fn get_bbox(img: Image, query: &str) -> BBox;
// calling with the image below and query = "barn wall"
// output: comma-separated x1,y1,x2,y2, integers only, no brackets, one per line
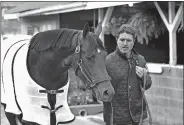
145,65,183,125
59,9,97,30
20,14,60,35
19,9,97,35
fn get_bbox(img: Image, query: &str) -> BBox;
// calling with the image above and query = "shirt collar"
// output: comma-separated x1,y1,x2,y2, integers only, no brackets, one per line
115,47,133,60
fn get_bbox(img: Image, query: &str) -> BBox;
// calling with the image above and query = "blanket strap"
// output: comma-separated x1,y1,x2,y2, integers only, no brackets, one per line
39,89,64,125
39,89,64,94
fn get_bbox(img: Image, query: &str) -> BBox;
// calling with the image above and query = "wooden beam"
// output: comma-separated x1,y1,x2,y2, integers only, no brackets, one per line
154,2,169,29
169,2,175,24
102,7,114,28
172,2,183,32
98,8,104,23
99,7,114,45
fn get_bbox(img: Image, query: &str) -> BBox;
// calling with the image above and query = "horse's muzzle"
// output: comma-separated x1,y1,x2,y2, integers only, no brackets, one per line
93,80,115,102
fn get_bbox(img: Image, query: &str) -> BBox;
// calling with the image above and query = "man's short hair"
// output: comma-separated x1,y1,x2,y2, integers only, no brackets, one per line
117,24,136,41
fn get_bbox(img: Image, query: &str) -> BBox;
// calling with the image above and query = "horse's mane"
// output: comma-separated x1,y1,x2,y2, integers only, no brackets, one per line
29,28,105,52
29,28,80,51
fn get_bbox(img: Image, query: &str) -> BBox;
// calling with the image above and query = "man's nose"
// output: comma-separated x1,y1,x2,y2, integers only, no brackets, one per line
123,40,128,45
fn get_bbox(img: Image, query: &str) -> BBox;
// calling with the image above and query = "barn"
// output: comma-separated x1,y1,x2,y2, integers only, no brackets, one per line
3,1,184,125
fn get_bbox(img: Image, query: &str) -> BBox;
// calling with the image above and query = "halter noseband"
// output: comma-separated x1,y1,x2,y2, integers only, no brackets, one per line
74,37,110,89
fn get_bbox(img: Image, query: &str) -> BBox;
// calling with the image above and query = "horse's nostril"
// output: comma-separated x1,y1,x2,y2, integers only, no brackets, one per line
103,90,109,96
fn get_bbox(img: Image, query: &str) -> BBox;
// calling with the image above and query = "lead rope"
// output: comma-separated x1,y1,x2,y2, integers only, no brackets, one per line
139,68,152,125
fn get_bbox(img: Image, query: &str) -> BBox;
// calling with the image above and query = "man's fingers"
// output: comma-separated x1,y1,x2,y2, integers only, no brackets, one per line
136,70,141,76
136,68,143,77
136,66,143,72
136,66,147,74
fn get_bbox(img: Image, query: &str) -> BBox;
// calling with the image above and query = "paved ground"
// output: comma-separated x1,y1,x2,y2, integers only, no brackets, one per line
1,105,9,125
1,105,105,125
1,105,157,125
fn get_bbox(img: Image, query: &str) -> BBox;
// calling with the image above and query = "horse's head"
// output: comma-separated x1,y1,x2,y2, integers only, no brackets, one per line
28,24,114,101
72,23,115,102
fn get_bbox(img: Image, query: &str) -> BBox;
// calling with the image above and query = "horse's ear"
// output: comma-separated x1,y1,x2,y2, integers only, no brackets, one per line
95,22,102,37
83,22,90,38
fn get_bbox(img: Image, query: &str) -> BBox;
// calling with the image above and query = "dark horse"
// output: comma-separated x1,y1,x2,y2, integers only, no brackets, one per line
1,23,115,125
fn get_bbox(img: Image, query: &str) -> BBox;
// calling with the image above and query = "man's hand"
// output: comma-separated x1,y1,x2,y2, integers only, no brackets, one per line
136,66,148,78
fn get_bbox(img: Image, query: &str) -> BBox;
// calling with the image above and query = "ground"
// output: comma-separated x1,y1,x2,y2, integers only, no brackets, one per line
1,105,9,125
1,105,105,125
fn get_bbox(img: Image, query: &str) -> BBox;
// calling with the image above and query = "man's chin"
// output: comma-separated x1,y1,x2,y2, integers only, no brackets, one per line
120,49,129,53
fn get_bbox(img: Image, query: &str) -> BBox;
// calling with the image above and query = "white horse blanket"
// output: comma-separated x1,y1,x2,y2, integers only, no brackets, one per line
1,35,32,104
1,36,105,125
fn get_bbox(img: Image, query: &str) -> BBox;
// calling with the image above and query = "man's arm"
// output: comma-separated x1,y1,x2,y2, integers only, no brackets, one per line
135,55,152,90
142,64,152,90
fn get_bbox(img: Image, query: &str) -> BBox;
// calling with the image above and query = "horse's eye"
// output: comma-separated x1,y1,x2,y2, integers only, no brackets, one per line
97,48,101,54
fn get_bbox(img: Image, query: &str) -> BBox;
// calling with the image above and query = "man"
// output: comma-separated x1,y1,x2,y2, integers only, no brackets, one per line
104,24,152,125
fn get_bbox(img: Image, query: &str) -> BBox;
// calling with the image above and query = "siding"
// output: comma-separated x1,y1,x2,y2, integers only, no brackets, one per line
146,66,183,125
20,14,60,35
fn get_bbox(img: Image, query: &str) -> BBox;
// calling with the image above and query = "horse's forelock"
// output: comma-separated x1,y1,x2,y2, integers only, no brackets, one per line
88,33,105,50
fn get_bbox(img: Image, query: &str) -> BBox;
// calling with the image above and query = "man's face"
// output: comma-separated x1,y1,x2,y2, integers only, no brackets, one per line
117,32,134,54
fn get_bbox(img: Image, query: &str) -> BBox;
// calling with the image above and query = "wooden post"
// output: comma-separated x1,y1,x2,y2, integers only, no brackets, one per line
93,9,96,32
99,7,114,45
56,14,60,29
98,8,104,23
168,2,176,65
20,18,28,35
154,2,183,65
168,31,177,65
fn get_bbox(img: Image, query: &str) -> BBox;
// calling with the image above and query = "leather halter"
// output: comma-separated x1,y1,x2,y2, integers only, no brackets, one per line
73,36,111,89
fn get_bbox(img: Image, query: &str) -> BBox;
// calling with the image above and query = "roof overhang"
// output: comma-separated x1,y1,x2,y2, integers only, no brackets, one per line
85,2,138,10
3,14,18,20
43,2,139,15
5,2,140,18
18,2,87,17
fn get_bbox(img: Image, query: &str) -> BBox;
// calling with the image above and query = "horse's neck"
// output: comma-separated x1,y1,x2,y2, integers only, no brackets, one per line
27,31,80,90
27,49,72,90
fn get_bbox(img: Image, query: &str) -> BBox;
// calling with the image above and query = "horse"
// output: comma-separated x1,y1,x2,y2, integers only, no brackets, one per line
1,23,115,125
